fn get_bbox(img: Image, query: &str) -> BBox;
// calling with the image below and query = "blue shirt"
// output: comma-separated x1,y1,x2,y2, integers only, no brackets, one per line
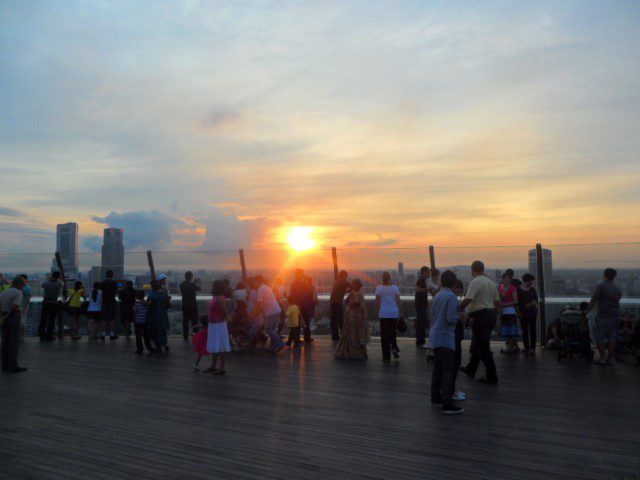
428,288,459,350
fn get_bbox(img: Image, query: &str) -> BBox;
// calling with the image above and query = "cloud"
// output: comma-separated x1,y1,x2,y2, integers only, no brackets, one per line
199,209,275,250
83,235,103,252
0,207,22,217
91,210,185,250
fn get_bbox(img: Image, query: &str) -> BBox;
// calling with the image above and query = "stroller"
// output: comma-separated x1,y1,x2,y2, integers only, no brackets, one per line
227,300,267,353
557,307,594,363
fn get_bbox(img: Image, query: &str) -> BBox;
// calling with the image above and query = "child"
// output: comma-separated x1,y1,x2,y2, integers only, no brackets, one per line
615,313,633,361
192,315,209,371
283,297,302,347
134,290,154,354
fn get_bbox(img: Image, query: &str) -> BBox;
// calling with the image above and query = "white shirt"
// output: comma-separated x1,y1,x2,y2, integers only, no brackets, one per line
256,284,281,316
88,290,102,312
233,289,248,302
375,284,400,319
0,287,22,313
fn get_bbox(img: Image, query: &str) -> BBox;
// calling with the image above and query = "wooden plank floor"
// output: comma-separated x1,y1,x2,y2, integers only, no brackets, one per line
1,336,639,480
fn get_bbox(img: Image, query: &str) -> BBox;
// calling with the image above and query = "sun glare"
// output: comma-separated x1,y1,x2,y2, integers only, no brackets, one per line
286,226,317,252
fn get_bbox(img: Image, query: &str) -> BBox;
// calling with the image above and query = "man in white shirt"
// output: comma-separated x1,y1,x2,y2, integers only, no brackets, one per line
459,261,500,384
252,275,285,353
1,276,28,373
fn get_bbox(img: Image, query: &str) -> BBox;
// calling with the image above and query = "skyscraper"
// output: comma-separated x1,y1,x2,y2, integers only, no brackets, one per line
54,222,79,278
101,228,124,280
528,248,552,294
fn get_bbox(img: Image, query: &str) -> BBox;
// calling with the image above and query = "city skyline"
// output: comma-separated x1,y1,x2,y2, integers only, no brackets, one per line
1,2,639,257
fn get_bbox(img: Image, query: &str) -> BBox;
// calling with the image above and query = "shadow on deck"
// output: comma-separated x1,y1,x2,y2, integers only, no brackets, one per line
1,337,639,480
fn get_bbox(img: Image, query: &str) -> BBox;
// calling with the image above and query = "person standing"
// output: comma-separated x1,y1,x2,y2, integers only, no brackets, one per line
517,273,538,354
459,261,500,385
414,266,431,347
87,282,103,341
290,269,313,343
67,281,86,340
39,271,63,342
118,280,137,338
19,274,31,343
179,271,201,340
498,273,519,354
251,275,285,353
149,275,171,352
133,290,154,354
330,270,350,341
588,268,622,365
204,280,231,374
375,271,402,362
335,279,369,359
100,270,119,340
1,276,28,373
429,270,464,414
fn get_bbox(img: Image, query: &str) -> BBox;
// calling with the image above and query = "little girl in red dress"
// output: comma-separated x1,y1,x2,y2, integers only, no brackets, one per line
192,316,209,372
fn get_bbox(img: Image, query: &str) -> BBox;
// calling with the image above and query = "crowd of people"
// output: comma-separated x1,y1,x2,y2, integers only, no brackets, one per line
1,262,636,415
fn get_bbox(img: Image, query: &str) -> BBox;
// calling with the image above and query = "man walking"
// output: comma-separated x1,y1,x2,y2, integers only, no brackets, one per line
39,271,62,341
180,271,201,340
429,270,464,414
459,261,500,385
588,268,622,365
329,270,350,340
100,270,119,340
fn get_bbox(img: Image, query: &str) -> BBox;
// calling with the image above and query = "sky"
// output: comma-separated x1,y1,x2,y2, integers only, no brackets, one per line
1,1,639,269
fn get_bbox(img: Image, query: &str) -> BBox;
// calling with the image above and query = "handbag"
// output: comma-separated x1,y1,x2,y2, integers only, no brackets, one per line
397,316,407,333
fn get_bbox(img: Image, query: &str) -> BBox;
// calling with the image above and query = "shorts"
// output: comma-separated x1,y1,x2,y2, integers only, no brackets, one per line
88,311,102,321
594,317,620,344
67,306,82,316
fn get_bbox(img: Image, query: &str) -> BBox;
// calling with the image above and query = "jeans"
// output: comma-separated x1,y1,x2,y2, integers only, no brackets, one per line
1,311,20,371
264,313,285,352
431,347,456,406
182,306,199,339
464,309,498,382
520,311,537,350
415,306,428,344
330,302,344,338
39,301,59,339
135,323,153,352
379,318,399,361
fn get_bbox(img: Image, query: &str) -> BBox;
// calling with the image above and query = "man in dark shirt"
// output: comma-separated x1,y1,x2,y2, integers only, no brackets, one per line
289,269,313,343
588,268,622,364
100,270,119,340
179,271,201,340
39,271,63,341
329,270,350,340
415,266,430,346
118,280,137,338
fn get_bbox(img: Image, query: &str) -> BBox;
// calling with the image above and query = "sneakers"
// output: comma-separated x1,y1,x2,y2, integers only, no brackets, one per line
442,405,464,415
392,347,400,359
452,391,466,401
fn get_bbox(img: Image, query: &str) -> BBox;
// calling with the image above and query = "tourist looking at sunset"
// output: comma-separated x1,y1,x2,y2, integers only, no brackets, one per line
330,270,350,341
375,271,401,362
414,266,431,347
459,261,500,385
588,268,622,365
289,269,313,343
39,271,63,342
251,275,285,353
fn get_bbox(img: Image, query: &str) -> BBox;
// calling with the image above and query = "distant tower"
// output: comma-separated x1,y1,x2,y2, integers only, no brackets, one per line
528,248,552,294
53,222,79,278
495,269,502,282
101,228,124,280
398,262,404,279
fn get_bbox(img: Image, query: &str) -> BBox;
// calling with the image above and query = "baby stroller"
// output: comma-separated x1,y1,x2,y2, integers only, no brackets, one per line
227,300,267,353
557,307,594,363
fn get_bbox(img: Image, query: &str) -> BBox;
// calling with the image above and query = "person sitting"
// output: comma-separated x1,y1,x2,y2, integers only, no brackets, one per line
545,318,563,350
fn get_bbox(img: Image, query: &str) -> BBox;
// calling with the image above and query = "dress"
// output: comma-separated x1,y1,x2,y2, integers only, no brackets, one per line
335,290,369,359
193,328,209,355
206,296,231,353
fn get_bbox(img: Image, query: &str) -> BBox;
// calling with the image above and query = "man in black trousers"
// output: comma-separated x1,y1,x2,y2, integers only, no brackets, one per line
39,271,62,341
1,276,28,373
459,261,501,385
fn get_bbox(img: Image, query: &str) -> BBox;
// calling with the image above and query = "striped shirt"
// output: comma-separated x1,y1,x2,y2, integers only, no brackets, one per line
134,300,149,324
428,288,459,351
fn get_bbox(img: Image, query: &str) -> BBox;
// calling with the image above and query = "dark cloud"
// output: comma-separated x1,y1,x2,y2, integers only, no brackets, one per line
91,210,184,250
0,207,22,217
200,210,273,250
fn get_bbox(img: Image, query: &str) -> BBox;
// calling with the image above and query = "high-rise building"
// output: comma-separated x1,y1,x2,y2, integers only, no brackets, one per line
101,228,124,280
528,248,553,294
89,266,103,288
53,222,79,278
397,262,404,279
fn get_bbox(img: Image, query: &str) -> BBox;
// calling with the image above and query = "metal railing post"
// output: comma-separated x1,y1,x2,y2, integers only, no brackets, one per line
536,243,547,346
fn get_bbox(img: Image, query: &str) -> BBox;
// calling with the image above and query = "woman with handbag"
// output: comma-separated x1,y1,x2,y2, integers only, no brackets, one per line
67,281,86,340
375,272,402,362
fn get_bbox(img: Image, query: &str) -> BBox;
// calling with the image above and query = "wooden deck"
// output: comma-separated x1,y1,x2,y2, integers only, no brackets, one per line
1,337,639,480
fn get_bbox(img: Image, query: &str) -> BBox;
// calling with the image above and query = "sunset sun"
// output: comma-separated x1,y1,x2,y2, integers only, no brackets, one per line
286,226,317,252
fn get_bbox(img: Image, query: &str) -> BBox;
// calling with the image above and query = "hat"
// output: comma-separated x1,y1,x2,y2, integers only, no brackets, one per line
157,274,167,281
